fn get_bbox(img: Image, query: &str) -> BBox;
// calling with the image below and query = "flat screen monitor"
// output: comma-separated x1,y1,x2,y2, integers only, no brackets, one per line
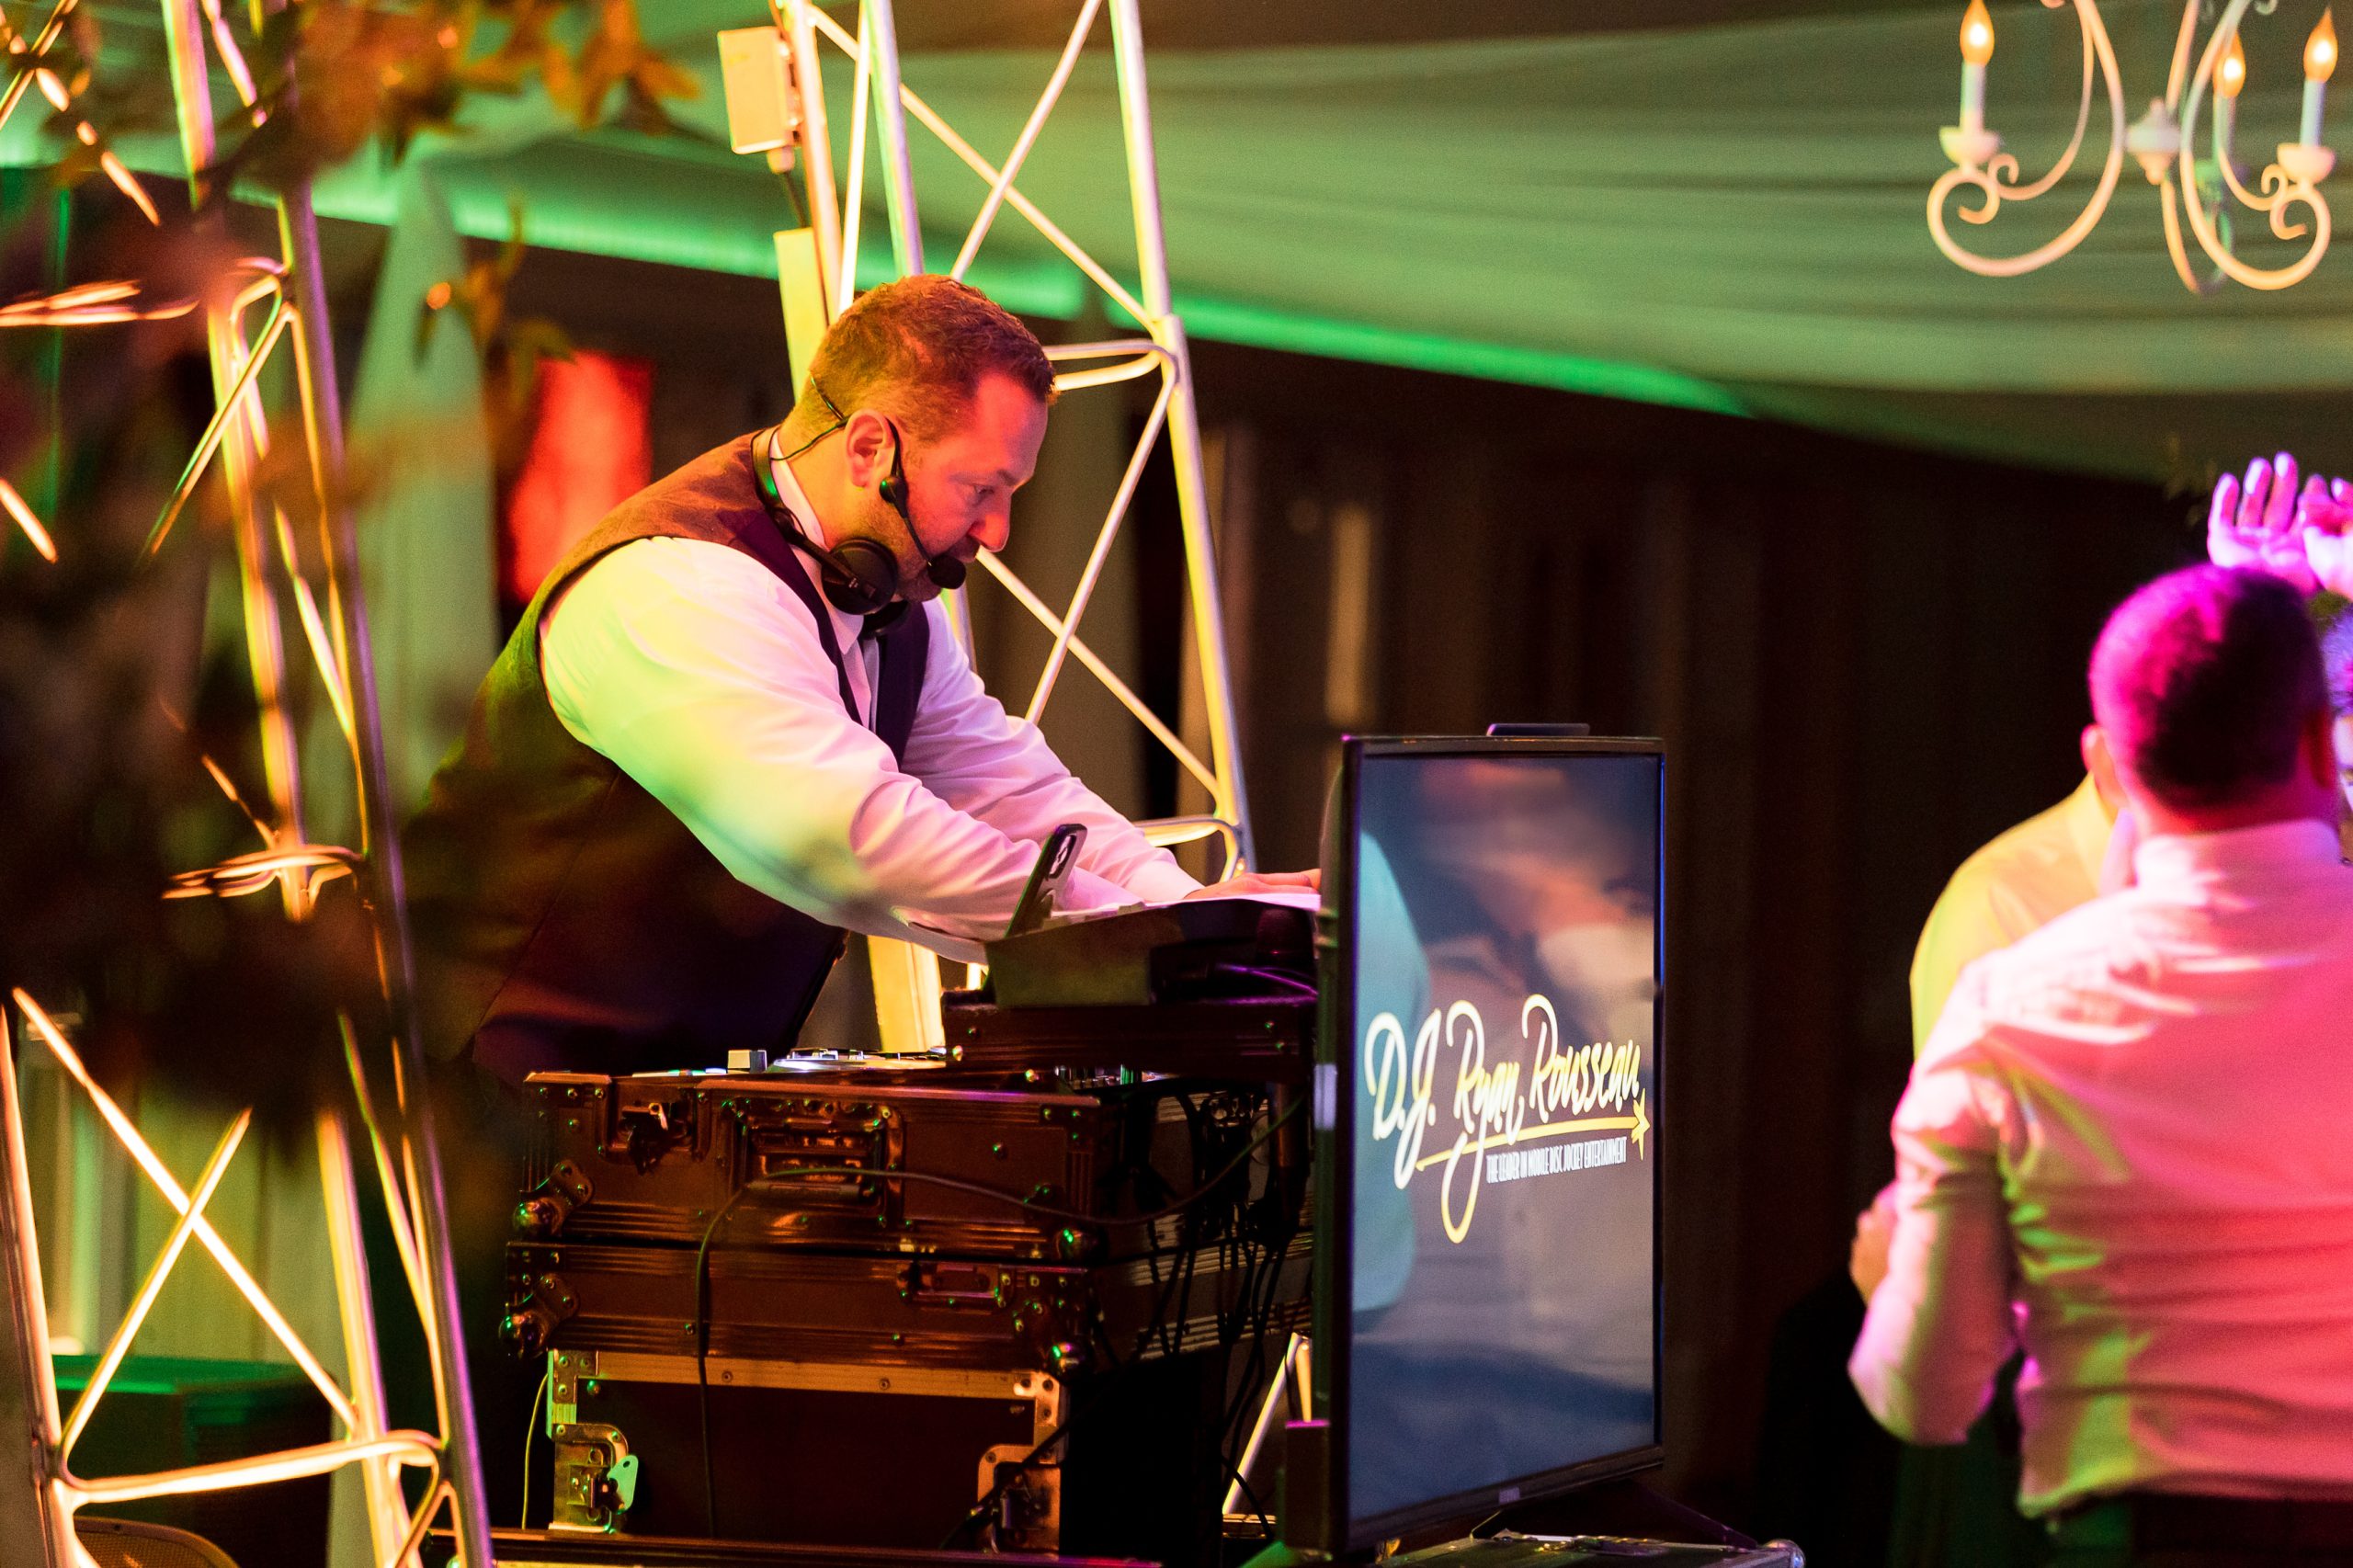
1308,735,1665,1551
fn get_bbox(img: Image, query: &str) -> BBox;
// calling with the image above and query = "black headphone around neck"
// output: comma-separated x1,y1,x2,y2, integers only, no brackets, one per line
752,388,968,619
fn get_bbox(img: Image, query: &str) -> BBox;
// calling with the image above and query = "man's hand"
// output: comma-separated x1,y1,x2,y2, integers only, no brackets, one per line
1850,1180,1899,1303
2210,452,2324,595
2299,473,2353,597
1184,869,1320,901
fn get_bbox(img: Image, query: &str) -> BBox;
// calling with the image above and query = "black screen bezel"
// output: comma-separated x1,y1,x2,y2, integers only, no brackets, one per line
1312,733,1667,1552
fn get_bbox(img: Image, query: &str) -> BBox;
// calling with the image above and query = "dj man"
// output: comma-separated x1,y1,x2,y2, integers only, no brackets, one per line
406,274,1308,1087
400,277,1308,1507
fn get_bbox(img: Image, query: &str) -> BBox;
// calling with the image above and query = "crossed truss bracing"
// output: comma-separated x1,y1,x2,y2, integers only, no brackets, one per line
1,3,492,1565
5,995,451,1568
763,0,1256,872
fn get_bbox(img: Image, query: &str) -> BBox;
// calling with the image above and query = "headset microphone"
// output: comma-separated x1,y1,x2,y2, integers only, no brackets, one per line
877,421,968,591
755,419,968,616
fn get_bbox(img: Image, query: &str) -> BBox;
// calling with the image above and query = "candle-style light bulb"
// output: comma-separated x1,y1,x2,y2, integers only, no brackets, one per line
1961,0,1996,65
2302,8,2336,144
1960,0,1995,135
2307,9,2338,81
2215,28,2247,162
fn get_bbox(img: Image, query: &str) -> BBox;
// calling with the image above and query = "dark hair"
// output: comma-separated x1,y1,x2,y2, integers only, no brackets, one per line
791,275,1055,439
2088,564,2325,810
2325,609,2353,720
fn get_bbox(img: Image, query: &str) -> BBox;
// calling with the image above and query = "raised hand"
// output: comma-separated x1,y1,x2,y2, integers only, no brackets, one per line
2299,474,2353,598
2210,453,2320,595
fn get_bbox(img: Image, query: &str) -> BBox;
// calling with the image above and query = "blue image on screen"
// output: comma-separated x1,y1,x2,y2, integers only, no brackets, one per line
1347,750,1661,1531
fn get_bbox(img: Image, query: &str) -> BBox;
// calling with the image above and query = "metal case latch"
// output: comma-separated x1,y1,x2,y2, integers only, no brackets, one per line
550,1421,637,1534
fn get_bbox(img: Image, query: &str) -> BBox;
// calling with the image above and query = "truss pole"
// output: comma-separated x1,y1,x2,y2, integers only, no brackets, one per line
1106,0,1254,865
859,0,925,275
270,169,495,1568
147,0,492,1558
785,0,845,317
156,0,309,912
0,1014,73,1568
318,1111,421,1568
839,15,870,299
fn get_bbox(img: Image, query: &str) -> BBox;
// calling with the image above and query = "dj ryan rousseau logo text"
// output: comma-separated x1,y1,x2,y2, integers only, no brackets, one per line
1363,998,1651,1244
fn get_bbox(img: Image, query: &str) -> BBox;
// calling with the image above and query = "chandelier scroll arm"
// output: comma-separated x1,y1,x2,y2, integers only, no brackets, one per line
2176,0,2331,291
2158,177,2229,293
2005,4,2099,200
1928,0,2129,278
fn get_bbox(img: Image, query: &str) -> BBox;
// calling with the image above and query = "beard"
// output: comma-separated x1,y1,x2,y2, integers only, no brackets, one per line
847,488,947,602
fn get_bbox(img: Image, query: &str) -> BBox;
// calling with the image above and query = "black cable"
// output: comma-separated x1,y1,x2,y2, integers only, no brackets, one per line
1222,1223,1293,1464
1124,1089,1281,1369
1220,1441,1276,1540
1163,1165,1207,1358
778,161,812,228
1197,1099,1293,1545
1217,1102,1305,1486
1172,1093,1229,1358
1218,1246,1277,1457
693,1185,756,1539
1152,1094,1211,1359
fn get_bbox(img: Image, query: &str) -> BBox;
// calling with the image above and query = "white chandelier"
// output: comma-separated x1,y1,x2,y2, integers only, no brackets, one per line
1930,0,2338,290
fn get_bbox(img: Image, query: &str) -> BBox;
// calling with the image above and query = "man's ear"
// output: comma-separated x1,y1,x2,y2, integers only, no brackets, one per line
840,408,894,489
2082,724,2125,817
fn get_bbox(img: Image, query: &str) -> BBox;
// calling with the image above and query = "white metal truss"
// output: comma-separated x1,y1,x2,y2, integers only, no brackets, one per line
0,4,492,1565
756,0,1255,874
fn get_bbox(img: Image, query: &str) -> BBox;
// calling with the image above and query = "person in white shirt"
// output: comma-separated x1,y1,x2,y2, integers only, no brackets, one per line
1848,563,2353,1565
405,274,1308,1087
397,278,1308,1513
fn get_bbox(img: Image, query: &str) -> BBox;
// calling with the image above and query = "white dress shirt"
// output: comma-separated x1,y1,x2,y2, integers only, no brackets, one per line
1852,818,2353,1516
539,450,1199,962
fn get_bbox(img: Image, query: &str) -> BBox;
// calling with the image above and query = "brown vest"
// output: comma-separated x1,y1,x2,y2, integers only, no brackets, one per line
404,435,929,1085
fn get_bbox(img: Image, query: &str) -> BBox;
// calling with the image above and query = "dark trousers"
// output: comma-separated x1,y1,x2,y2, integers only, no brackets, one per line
2049,1495,2353,1568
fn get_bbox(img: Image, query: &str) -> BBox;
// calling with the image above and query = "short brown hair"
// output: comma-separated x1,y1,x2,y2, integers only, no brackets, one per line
794,275,1055,438
2088,564,2325,810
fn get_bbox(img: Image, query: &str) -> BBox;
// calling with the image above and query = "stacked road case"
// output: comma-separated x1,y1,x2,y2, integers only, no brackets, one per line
503,1029,1311,1564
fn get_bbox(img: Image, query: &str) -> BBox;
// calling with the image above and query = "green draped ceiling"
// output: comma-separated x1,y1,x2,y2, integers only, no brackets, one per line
15,0,2353,479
